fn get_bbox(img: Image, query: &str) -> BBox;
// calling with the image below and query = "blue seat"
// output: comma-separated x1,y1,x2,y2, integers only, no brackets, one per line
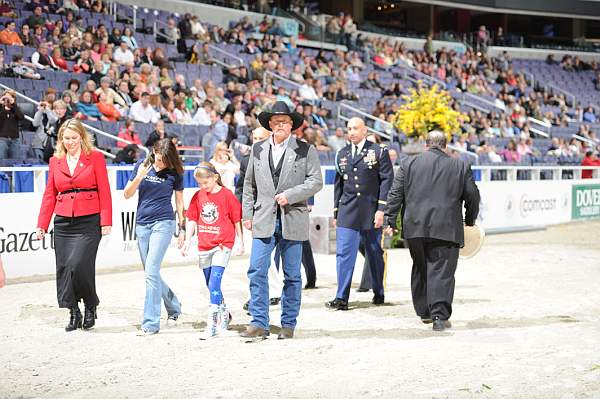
0,172,10,193
14,167,34,193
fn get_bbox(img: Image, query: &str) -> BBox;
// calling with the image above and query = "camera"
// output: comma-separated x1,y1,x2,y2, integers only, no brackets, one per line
143,153,155,167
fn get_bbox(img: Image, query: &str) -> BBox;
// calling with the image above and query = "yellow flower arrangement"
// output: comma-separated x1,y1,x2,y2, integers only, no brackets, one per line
393,84,468,140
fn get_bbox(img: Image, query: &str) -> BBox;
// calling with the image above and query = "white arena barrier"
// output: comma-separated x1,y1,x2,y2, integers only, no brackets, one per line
1,165,599,279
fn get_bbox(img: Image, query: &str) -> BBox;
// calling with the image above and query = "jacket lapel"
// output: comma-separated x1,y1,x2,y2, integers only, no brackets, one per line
71,153,92,180
351,141,369,166
57,157,71,177
276,137,298,192
259,139,276,193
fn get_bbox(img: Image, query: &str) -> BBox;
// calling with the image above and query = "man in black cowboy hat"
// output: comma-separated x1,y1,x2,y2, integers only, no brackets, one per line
241,101,323,340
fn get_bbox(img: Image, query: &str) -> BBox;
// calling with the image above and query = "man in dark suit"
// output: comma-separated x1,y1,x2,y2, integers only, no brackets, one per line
384,131,480,331
326,117,394,310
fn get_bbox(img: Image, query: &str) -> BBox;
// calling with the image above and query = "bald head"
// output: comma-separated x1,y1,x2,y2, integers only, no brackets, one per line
347,117,367,144
252,126,271,143
426,130,447,149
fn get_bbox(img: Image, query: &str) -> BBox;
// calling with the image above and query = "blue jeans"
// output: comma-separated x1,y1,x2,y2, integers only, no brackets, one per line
248,219,302,330
136,219,181,332
0,137,20,159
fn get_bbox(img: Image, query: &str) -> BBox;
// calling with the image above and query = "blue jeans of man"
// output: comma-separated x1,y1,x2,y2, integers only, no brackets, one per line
248,219,302,330
136,219,181,332
0,137,20,159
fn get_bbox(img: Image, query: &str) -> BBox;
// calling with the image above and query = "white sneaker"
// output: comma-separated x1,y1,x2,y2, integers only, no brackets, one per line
136,329,158,337
166,313,179,327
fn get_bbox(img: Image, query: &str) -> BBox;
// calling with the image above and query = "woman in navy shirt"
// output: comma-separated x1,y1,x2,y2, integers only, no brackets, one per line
124,138,185,335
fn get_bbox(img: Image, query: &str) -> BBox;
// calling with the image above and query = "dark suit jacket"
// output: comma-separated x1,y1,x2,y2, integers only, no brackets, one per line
384,148,480,246
235,154,249,202
334,140,394,230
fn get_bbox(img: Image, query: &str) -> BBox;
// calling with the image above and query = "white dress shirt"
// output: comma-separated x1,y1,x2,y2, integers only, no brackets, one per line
351,138,366,158
270,134,291,166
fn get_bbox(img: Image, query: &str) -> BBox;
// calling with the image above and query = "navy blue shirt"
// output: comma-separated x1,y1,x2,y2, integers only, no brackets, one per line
130,160,184,225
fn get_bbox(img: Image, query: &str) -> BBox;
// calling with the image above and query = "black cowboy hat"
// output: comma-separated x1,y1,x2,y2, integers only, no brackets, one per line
258,101,304,131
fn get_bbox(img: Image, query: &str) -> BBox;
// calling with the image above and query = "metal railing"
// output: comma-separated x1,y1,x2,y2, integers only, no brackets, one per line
528,114,552,138
272,7,306,35
461,92,505,112
546,83,577,107
472,165,600,181
114,3,138,31
529,116,552,129
207,44,244,67
448,145,479,160
262,70,303,92
394,64,447,90
457,99,491,114
0,83,148,157
337,102,392,140
529,127,550,138
574,134,599,146
153,19,173,44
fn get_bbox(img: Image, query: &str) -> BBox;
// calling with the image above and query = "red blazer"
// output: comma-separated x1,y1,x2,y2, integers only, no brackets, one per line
37,150,113,231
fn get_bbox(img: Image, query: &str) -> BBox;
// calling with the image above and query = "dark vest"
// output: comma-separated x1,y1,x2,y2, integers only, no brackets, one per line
269,145,285,219
268,145,285,189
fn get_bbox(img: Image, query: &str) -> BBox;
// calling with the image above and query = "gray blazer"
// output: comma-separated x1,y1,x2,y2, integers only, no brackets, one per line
31,109,57,150
243,136,323,241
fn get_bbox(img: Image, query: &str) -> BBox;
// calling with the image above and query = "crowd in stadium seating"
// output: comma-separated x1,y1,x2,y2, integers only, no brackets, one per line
0,0,598,169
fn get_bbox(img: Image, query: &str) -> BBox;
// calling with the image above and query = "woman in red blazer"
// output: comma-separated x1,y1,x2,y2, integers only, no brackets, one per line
36,119,112,332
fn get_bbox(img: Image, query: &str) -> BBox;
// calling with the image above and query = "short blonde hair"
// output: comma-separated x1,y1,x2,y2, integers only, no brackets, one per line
214,141,229,154
54,119,95,159
53,99,67,110
2,89,16,101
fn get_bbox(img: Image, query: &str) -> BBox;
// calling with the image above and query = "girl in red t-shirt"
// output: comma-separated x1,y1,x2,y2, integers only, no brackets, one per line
182,162,243,339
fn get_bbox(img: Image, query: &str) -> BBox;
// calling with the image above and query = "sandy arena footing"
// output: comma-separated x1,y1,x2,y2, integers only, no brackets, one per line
1,221,599,398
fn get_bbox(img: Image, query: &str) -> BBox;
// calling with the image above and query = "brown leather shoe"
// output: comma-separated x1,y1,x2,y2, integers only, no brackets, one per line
277,327,294,340
240,325,269,339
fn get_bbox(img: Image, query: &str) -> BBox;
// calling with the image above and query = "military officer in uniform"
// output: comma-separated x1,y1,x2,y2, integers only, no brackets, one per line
326,117,394,310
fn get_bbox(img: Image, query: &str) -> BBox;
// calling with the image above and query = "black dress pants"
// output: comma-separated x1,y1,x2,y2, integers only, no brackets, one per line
54,213,102,308
407,238,459,320
302,240,316,287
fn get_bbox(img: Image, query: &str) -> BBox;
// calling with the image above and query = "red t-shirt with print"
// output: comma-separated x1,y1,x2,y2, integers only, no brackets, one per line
186,186,242,251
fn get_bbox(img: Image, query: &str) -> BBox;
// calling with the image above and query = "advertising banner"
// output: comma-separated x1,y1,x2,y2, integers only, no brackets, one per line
0,190,200,279
2,174,600,279
468,180,573,230
571,184,600,220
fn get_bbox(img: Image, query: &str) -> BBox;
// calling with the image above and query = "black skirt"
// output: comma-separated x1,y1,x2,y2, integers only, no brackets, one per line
53,213,101,308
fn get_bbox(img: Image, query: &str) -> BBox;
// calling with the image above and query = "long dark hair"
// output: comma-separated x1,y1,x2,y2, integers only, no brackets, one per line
153,138,183,175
